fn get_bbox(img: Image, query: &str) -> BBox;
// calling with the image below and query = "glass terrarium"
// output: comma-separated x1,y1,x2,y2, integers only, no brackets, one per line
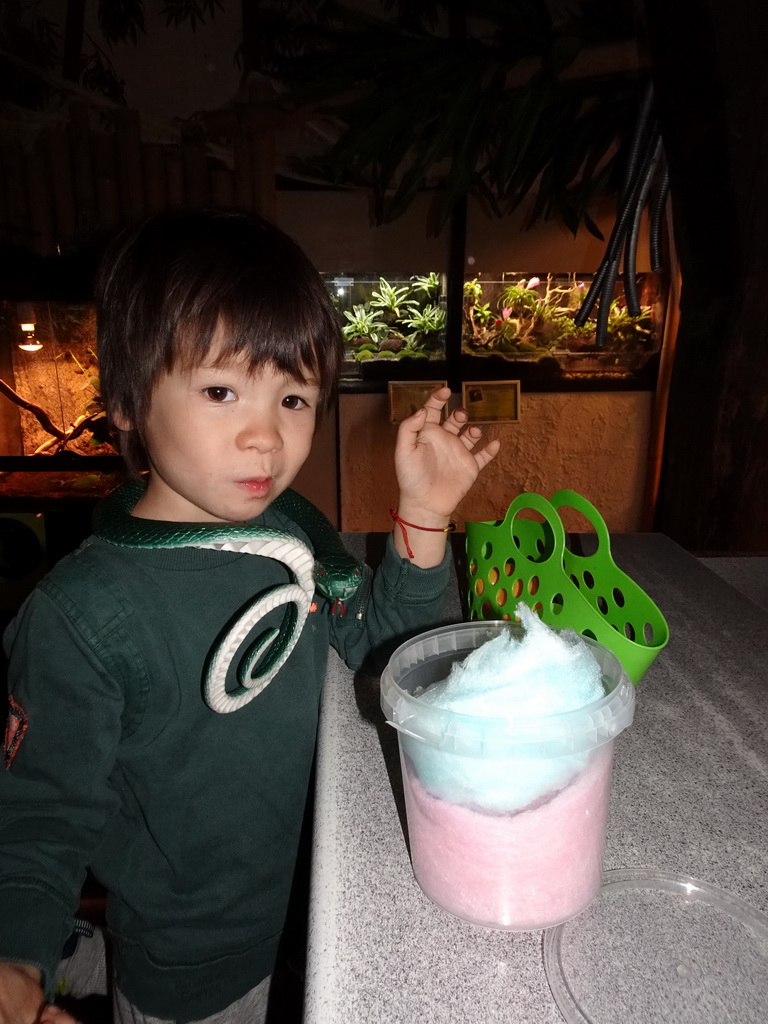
323,273,448,376
0,301,122,502
462,271,665,380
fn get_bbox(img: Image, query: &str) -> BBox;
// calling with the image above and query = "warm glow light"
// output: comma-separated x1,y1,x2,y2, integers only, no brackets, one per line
17,302,40,351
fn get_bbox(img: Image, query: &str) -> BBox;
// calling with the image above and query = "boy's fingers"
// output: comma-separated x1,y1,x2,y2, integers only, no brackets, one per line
420,386,451,425
473,439,501,469
398,406,428,444
442,407,467,435
457,424,484,449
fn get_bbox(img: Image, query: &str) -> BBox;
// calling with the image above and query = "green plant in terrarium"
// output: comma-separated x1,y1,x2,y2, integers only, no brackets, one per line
545,316,584,344
410,272,442,302
463,280,501,348
401,304,446,346
369,278,418,322
499,279,546,319
605,300,654,351
342,304,388,345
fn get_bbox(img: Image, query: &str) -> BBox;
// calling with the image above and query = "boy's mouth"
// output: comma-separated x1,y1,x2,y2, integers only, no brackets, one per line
238,477,273,498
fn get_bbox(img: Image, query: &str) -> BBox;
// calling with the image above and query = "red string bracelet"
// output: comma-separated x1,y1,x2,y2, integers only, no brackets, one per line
389,508,456,559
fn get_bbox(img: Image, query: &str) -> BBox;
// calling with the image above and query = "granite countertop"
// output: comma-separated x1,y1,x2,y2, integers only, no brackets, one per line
699,555,768,614
305,534,768,1023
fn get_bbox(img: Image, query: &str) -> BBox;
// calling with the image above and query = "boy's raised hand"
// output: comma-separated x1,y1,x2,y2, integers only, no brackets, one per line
393,386,500,567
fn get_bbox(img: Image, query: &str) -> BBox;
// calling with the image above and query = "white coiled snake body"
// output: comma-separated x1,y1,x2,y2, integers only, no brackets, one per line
94,482,364,714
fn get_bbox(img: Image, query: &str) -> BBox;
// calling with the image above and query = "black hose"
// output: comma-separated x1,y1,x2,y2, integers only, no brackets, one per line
576,130,663,331
575,140,654,328
649,160,670,274
624,136,664,316
619,82,656,200
574,81,665,340
594,256,621,348
573,260,609,326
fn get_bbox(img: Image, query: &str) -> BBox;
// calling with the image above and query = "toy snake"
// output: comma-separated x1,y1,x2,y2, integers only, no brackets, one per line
94,482,364,714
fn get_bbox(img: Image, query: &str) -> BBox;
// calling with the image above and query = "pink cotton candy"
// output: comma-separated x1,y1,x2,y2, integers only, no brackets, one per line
401,742,614,930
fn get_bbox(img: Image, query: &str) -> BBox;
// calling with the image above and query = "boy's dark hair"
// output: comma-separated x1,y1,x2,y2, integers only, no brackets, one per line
94,208,343,475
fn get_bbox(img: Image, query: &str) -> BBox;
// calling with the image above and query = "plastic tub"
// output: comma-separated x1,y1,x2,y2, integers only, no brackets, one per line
380,621,635,930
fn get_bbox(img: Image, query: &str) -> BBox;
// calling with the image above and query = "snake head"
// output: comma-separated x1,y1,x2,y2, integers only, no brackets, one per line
314,554,364,601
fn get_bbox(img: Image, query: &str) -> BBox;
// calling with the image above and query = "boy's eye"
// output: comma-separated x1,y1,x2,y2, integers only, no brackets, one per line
282,395,309,410
203,387,236,403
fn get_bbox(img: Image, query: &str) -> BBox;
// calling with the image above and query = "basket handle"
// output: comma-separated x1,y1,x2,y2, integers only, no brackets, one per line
549,489,613,556
502,492,568,563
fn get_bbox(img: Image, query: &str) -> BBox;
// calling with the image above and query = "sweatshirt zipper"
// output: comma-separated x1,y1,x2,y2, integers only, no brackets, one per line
352,564,373,629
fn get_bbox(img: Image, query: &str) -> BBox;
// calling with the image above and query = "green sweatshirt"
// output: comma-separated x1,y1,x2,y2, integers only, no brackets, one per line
0,485,451,1021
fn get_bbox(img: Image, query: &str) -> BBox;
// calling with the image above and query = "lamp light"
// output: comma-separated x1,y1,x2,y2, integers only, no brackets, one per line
17,302,41,352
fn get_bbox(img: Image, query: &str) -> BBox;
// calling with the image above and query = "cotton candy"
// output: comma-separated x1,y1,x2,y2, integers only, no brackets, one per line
407,604,606,812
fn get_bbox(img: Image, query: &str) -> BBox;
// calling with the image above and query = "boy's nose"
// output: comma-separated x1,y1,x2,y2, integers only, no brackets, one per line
238,417,282,453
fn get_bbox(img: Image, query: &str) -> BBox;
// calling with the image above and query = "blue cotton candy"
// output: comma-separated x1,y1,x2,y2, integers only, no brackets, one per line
406,604,606,812
419,603,603,717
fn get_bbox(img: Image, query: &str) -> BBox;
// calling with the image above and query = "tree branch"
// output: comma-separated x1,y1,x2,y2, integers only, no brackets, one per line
33,412,104,454
0,377,66,440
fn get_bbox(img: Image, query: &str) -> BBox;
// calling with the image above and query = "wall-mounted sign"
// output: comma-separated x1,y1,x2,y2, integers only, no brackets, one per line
461,380,520,423
388,380,448,424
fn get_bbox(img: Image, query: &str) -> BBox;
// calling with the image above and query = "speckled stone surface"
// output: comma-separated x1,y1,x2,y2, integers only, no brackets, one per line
700,556,768,614
305,534,768,1024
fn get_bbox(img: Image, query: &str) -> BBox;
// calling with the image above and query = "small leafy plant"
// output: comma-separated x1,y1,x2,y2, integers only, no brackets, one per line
462,273,657,366
402,303,446,342
342,304,388,344
369,278,419,322
410,272,442,301
329,275,447,364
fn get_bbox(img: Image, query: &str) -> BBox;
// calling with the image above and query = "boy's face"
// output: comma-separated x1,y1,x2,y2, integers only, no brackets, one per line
121,344,320,523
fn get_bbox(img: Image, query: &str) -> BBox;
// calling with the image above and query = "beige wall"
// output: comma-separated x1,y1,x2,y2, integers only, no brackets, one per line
338,391,653,533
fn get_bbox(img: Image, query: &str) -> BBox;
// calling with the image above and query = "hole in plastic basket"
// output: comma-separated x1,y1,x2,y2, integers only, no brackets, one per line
504,558,515,576
482,542,493,559
481,600,493,618
583,629,597,640
624,622,636,641
489,567,499,585
551,593,564,615
582,533,599,556
559,502,597,540
536,538,545,554
528,576,540,596
475,579,485,596
613,586,625,607
532,602,543,616
469,559,477,576
512,578,524,598
512,533,522,549
502,613,511,621
570,574,580,589
643,621,655,644
597,595,608,614
469,609,478,620
583,570,595,589
496,588,508,607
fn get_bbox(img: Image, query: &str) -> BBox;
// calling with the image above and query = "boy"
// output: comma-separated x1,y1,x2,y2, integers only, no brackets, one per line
0,209,499,1024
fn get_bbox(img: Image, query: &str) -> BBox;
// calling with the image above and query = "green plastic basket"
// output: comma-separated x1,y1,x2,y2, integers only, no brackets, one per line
465,489,669,684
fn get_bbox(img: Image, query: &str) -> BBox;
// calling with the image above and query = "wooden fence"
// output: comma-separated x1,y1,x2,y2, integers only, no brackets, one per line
0,98,277,255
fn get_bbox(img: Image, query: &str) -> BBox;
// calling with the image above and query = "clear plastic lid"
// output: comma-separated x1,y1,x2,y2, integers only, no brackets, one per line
380,621,635,757
544,868,768,1024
